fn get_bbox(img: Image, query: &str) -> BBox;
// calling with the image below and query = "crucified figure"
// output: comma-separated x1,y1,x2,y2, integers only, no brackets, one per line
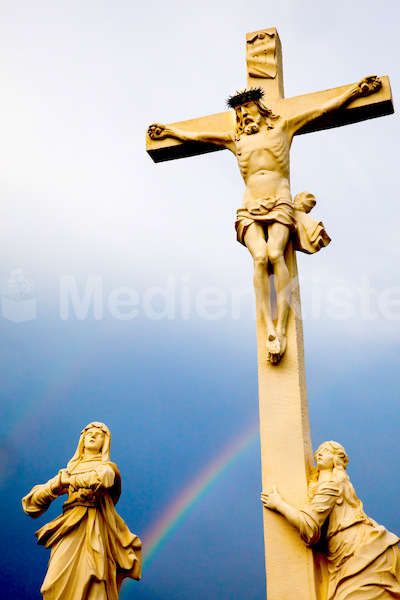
148,76,381,363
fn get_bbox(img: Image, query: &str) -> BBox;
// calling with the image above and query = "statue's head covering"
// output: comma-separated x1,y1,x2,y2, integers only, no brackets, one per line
66,422,121,505
67,422,112,472
226,87,265,109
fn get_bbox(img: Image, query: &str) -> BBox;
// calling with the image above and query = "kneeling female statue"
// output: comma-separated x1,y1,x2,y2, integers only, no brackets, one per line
261,441,400,600
22,422,141,600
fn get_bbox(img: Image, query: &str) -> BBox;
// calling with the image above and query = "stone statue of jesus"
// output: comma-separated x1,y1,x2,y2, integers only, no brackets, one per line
148,76,381,363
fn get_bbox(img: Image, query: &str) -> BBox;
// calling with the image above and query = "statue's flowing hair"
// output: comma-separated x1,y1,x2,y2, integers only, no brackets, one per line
308,441,371,523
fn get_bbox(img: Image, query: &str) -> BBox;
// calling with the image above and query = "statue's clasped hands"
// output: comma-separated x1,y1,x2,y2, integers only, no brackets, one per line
261,485,282,511
49,469,71,495
59,468,70,487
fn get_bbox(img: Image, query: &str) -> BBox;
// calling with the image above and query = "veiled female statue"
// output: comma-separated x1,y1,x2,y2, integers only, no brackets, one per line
261,441,400,600
22,422,141,600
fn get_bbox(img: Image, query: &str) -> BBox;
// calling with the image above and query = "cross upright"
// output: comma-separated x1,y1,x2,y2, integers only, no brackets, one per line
146,28,393,600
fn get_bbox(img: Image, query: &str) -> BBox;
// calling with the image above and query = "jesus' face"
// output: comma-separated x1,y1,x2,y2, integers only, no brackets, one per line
238,102,262,134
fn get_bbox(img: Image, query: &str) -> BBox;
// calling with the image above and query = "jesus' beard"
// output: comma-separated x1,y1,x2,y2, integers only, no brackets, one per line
244,122,260,135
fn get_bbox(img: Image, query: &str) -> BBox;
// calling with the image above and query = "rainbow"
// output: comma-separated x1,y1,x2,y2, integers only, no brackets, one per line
142,422,259,569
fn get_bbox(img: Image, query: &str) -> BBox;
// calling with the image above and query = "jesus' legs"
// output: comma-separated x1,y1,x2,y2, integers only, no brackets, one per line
243,223,281,359
266,222,291,360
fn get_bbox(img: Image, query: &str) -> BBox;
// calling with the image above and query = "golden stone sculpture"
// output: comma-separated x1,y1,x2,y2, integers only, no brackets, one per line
261,441,400,600
22,422,141,600
147,27,394,600
148,77,380,364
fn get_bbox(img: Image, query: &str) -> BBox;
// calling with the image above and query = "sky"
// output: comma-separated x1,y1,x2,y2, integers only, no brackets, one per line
0,1,399,598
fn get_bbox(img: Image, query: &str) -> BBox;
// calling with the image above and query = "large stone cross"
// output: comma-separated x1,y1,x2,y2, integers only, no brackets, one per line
146,28,393,600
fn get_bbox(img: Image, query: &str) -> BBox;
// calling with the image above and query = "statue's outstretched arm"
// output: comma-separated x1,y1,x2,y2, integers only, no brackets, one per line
148,123,235,151
261,481,340,546
288,75,382,135
261,486,300,530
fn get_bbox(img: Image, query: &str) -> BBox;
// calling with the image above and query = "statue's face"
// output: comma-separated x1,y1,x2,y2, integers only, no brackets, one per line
84,427,105,454
241,101,260,119
315,444,334,470
236,101,262,135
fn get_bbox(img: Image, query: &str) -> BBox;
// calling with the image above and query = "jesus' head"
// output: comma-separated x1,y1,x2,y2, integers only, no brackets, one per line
226,87,279,136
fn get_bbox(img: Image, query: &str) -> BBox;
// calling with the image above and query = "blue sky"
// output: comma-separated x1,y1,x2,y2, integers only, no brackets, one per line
0,1,399,599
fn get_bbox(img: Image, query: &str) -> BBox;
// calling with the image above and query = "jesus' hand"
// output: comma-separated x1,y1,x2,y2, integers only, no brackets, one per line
357,76,382,97
148,123,171,140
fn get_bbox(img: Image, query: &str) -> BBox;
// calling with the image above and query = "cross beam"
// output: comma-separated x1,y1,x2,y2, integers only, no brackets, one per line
146,29,392,163
146,28,393,600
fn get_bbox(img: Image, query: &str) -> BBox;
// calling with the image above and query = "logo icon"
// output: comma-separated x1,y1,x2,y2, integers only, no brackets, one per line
2,269,36,322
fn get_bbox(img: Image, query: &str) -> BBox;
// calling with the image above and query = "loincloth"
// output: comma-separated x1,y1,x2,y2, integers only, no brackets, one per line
235,196,295,245
235,192,331,255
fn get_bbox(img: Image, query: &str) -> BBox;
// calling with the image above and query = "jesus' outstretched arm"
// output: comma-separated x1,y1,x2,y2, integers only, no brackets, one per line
288,75,382,136
148,123,235,152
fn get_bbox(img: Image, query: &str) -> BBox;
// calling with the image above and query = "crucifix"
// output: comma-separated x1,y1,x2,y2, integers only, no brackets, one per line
146,28,393,600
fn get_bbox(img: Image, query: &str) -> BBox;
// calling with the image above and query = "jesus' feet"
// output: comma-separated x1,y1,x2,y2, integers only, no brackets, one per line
277,333,287,359
266,330,287,364
266,330,280,363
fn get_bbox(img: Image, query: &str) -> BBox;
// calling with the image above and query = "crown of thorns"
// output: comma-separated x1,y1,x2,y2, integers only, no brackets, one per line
226,87,265,109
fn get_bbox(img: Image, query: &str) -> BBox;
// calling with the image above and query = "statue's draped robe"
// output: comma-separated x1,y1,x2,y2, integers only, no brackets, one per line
22,460,141,600
299,481,400,600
